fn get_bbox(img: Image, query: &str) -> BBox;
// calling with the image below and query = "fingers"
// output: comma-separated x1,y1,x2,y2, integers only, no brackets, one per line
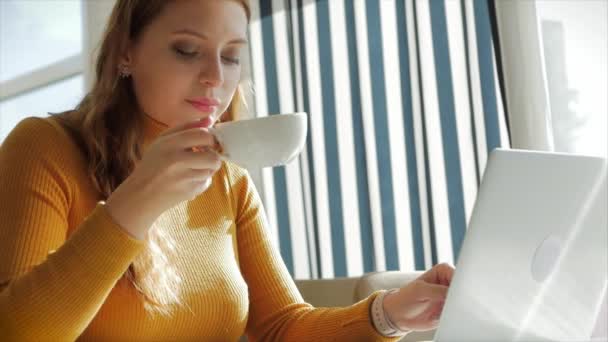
182,168,215,182
412,281,449,302
441,264,455,285
177,149,222,171
419,262,455,286
181,170,214,199
429,301,445,322
165,127,219,150
159,117,213,136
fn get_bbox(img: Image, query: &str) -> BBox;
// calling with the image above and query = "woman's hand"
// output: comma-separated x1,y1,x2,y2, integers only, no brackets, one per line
105,117,222,240
382,263,455,332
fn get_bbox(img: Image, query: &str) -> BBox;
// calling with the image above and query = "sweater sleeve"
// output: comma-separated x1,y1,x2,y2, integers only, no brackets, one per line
0,118,145,341
227,164,400,342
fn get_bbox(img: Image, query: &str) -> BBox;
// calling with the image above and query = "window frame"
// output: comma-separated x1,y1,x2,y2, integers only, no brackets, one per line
0,0,115,103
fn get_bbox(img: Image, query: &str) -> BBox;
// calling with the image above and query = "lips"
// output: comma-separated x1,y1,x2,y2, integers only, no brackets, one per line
187,98,220,113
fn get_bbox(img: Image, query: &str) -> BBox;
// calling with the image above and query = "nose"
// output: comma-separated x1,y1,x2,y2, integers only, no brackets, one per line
198,54,223,87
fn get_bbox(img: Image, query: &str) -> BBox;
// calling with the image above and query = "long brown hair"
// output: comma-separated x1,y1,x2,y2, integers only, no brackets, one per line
55,0,251,314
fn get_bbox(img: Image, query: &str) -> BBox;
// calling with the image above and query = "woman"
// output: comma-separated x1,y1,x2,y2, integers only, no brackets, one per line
0,0,454,340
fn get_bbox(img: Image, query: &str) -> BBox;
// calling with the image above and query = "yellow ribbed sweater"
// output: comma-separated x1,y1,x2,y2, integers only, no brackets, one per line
0,115,397,341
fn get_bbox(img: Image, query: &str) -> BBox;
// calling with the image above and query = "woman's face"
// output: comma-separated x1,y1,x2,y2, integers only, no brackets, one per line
123,0,248,128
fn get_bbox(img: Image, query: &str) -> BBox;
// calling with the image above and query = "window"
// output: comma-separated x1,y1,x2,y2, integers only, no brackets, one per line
537,0,607,157
0,75,84,141
0,0,85,143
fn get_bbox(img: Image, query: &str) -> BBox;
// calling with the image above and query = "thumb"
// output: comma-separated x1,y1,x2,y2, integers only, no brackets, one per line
411,281,449,301
160,116,213,136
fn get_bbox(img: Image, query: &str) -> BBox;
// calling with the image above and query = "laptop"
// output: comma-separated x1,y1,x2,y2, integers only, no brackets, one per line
434,149,607,342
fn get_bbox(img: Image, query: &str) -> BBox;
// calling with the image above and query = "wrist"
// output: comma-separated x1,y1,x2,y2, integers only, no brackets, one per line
383,289,410,333
382,289,399,324
371,290,409,337
105,185,156,240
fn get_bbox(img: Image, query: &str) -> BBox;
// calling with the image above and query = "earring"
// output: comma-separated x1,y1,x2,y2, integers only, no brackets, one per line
118,64,131,78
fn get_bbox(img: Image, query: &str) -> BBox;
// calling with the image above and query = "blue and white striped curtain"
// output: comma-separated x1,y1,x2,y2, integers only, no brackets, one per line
246,0,510,280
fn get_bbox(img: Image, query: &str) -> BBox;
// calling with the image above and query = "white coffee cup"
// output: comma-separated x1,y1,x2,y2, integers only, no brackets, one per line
209,112,308,169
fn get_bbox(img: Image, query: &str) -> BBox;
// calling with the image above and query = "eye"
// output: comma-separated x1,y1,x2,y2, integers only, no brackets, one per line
174,47,198,58
221,47,242,66
222,56,240,65
172,43,199,59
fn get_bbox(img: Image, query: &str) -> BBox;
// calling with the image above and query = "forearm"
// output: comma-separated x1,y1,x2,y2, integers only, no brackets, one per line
248,292,401,342
0,205,144,341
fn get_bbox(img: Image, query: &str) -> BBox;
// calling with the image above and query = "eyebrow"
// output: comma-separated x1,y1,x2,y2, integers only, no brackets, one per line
172,28,248,45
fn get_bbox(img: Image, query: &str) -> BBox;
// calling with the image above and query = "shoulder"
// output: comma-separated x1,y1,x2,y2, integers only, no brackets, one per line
0,116,87,185
1,116,81,157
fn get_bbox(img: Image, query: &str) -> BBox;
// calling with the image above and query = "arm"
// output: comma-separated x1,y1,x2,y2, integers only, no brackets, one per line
0,118,144,341
228,164,399,342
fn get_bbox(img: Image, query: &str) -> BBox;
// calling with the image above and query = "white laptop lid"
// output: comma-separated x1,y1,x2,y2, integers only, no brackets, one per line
592,291,607,339
435,149,607,342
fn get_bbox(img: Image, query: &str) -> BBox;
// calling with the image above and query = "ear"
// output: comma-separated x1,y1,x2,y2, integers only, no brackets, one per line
118,41,135,67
